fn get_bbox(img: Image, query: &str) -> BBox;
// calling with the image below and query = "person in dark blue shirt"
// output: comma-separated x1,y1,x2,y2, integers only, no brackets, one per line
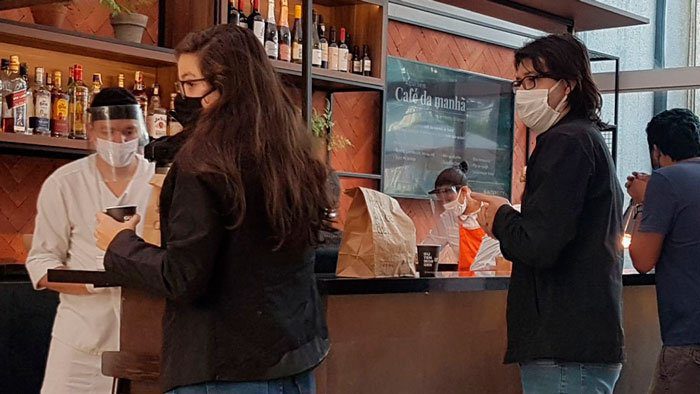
626,108,700,393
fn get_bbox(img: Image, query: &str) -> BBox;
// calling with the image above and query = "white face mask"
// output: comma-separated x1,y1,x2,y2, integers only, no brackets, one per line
443,196,467,216
515,80,568,135
95,138,138,168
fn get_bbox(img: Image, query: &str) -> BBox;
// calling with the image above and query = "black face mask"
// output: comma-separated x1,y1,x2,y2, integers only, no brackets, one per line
172,88,216,129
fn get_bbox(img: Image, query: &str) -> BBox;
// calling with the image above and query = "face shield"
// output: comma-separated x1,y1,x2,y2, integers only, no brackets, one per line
87,105,149,181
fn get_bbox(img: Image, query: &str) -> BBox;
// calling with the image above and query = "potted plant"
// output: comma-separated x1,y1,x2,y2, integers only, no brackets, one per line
311,100,353,160
99,0,154,43
30,1,72,28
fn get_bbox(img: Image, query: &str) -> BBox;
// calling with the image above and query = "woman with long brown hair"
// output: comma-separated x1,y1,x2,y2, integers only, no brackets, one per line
95,24,332,393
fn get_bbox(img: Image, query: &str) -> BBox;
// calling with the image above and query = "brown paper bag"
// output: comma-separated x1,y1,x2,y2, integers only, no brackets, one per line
336,187,417,278
142,174,166,247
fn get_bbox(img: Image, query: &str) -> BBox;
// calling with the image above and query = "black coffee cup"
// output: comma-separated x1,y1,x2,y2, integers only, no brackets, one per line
417,244,441,277
105,205,137,223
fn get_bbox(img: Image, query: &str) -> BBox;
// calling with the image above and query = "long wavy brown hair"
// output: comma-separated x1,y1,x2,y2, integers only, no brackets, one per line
175,24,330,248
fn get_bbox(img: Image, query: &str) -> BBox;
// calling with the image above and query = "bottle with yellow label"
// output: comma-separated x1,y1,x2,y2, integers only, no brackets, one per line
68,64,88,139
50,71,69,137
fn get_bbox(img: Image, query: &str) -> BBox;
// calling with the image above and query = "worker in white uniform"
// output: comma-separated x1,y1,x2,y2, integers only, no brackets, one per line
25,88,154,394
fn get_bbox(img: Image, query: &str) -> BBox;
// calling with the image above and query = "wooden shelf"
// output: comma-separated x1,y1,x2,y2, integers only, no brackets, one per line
271,60,384,92
0,18,176,67
434,0,648,32
0,0,65,10
0,132,90,156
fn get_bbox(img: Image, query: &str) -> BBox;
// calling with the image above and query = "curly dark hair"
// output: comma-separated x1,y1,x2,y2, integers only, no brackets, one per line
515,33,602,124
646,108,700,161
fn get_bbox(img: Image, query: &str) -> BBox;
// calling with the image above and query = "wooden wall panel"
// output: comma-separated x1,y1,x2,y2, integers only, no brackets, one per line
0,155,69,263
0,0,160,45
330,92,381,175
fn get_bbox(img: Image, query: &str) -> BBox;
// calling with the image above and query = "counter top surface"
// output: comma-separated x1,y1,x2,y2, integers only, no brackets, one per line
1,264,656,295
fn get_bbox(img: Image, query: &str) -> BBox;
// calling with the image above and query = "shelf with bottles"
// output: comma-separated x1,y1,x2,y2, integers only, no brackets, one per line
224,0,387,87
0,50,180,155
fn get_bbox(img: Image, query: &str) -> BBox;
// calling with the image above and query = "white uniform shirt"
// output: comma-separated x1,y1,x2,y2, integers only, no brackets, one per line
26,154,154,355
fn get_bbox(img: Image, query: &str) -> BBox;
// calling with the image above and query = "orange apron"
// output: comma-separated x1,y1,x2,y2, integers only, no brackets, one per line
458,225,486,271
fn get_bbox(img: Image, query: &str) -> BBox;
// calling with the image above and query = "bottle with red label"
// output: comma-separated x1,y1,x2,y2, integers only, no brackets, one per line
2,56,29,134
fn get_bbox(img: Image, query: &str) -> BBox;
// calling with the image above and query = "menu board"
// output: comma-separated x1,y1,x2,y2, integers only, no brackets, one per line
383,57,515,199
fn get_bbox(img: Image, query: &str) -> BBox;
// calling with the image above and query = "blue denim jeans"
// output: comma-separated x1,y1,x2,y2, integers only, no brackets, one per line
166,371,315,394
520,360,622,394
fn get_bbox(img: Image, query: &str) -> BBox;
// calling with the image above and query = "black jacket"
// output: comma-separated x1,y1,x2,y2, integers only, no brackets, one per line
493,114,624,364
104,164,329,391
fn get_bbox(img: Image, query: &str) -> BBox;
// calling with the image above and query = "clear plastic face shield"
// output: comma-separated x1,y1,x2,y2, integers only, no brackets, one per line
86,105,149,181
428,185,460,215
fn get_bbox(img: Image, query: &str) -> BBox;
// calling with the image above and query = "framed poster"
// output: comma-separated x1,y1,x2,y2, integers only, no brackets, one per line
383,57,515,199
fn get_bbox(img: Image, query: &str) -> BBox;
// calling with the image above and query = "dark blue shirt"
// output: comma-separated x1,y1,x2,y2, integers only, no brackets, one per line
640,159,700,346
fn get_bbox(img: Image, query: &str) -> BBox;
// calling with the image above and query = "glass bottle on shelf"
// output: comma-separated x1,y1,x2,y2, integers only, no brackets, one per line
168,93,183,136
328,27,338,71
1,59,11,132
68,64,89,139
3,56,29,134
264,0,278,59
338,28,349,72
21,63,33,135
292,5,303,64
118,73,125,88
31,67,52,135
362,45,372,77
352,45,362,75
45,73,53,91
311,11,322,67
147,83,168,138
50,71,70,137
278,0,291,62
228,0,239,25
90,73,103,104
132,71,149,120
345,33,353,73
318,15,328,69
237,0,248,29
248,0,265,45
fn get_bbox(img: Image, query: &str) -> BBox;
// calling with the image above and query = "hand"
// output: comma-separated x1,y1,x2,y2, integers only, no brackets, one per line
95,213,140,251
625,172,650,203
470,193,511,238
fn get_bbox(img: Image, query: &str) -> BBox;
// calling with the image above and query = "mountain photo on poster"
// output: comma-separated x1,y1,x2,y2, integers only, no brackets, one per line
383,57,515,199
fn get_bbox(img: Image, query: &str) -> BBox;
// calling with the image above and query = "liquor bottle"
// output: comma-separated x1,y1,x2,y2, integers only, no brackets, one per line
318,15,328,69
352,46,362,75
117,73,125,88
168,93,183,136
147,83,168,138
46,73,53,91
31,67,52,135
237,0,248,28
338,28,349,72
248,0,265,46
90,73,103,104
0,59,11,132
278,0,291,62
66,65,75,91
292,5,303,64
264,0,278,59
228,0,239,25
345,33,353,73
3,56,29,134
132,71,148,119
20,64,33,135
68,64,89,139
311,11,322,67
328,27,338,71
362,45,372,76
50,71,69,137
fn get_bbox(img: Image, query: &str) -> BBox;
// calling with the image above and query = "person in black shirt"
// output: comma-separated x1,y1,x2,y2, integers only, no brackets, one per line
472,33,624,394
94,24,332,393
